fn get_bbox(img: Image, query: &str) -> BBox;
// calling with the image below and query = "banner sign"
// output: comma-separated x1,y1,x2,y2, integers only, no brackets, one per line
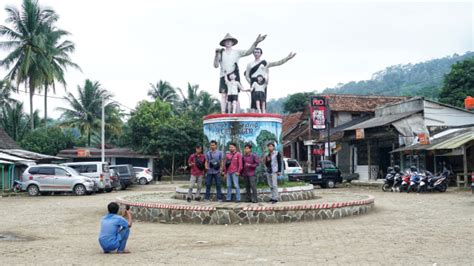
310,96,327,130
356,128,365,140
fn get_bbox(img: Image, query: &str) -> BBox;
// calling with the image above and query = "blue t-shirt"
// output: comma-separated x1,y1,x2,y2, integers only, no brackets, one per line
98,214,129,243
205,150,223,174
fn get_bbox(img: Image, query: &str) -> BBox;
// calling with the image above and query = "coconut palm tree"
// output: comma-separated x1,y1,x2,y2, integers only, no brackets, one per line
148,80,178,103
56,79,122,147
0,80,17,111
196,91,220,116
0,0,62,129
0,102,36,141
41,27,81,123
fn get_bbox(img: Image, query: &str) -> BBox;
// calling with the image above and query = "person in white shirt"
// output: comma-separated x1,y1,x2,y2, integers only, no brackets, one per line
245,48,296,112
224,71,245,114
251,75,268,113
214,33,266,113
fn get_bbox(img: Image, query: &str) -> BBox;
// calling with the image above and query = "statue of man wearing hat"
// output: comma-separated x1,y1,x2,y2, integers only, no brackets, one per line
214,33,266,113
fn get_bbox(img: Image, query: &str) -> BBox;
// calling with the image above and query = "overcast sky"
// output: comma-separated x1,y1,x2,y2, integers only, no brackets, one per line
0,0,472,118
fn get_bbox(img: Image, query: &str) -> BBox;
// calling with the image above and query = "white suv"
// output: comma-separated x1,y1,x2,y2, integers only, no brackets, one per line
61,162,112,192
21,165,95,196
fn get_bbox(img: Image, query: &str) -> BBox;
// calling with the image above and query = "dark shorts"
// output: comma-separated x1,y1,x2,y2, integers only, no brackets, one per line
227,95,238,102
254,91,266,102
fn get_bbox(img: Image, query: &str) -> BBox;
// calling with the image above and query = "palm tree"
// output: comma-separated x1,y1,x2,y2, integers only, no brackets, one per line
56,79,122,147
0,0,60,129
41,27,81,123
0,80,17,111
148,80,178,103
0,102,32,141
196,91,220,116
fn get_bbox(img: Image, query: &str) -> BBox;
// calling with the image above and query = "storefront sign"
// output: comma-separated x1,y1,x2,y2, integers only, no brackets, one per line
310,96,327,130
418,133,429,145
356,128,365,140
77,149,90,157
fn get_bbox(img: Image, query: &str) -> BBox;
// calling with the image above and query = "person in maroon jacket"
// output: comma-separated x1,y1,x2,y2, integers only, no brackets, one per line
187,145,206,202
241,143,260,203
223,142,243,202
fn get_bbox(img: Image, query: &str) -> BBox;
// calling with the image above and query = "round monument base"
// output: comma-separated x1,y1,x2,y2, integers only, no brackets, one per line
116,191,375,225
175,184,316,202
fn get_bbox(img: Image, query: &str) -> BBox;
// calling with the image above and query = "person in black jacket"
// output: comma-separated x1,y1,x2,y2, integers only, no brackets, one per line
265,142,282,204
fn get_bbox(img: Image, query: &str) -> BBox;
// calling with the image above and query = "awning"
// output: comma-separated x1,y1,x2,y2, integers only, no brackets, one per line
391,127,474,153
0,160,13,164
0,149,63,160
345,110,420,131
0,152,35,164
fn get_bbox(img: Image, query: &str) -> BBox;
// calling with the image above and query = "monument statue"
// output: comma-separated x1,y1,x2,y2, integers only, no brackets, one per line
214,33,267,113
245,48,296,113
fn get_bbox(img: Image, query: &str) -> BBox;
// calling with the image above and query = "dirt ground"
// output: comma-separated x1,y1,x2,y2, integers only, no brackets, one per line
0,184,473,265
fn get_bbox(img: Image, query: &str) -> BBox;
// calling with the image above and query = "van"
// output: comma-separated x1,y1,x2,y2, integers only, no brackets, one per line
61,162,112,192
283,158,304,175
110,164,137,189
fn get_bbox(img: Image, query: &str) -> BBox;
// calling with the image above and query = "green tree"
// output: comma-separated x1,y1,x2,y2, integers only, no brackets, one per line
20,126,76,155
0,0,62,129
283,92,314,113
148,80,178,103
439,57,474,108
41,26,80,122
56,79,122,146
0,80,17,110
127,100,204,180
256,130,278,154
0,102,36,141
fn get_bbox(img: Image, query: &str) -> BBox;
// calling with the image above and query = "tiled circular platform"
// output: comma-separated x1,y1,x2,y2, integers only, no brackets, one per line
116,191,375,225
174,184,316,202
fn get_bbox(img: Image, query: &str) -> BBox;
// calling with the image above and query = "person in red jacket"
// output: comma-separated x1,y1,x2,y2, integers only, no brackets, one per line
187,145,206,202
223,142,242,202
241,143,260,203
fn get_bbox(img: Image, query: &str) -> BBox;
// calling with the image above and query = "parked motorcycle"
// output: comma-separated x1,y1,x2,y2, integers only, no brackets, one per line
407,166,420,193
399,171,411,193
418,171,449,193
382,167,396,192
12,180,23,193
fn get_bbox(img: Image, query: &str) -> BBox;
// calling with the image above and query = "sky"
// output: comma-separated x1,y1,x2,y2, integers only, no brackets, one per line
0,0,472,118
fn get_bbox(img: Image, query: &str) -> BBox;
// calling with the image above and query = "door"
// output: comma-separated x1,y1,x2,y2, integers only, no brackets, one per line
54,168,74,191
37,167,56,191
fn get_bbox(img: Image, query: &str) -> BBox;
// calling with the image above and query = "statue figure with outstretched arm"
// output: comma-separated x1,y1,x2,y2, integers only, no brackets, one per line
245,48,296,112
214,33,267,113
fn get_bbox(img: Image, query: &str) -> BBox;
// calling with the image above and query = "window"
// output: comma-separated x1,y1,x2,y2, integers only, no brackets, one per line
287,160,300,168
84,165,97,173
102,163,109,172
116,167,128,175
28,167,40,174
38,167,54,175
322,162,336,169
55,168,69,176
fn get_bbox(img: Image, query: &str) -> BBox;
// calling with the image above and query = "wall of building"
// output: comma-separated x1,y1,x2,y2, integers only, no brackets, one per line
376,99,423,116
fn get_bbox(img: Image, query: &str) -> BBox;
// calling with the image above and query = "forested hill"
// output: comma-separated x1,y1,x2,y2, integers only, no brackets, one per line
322,51,474,98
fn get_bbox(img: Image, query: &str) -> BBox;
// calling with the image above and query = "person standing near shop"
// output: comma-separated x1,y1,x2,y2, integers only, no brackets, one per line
223,143,243,202
186,145,206,202
205,140,224,202
265,142,282,204
241,144,260,203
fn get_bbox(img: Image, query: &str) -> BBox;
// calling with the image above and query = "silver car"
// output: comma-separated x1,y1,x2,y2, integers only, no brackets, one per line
21,164,95,196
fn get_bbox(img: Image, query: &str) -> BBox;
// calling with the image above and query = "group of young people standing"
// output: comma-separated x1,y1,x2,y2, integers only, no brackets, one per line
186,140,282,204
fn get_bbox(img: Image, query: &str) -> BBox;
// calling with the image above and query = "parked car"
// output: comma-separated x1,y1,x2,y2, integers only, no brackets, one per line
110,164,137,189
21,164,95,196
133,167,153,185
61,162,112,192
288,160,342,188
283,158,304,175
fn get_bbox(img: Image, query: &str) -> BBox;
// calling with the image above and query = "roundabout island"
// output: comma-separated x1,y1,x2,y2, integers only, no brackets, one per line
116,186,375,225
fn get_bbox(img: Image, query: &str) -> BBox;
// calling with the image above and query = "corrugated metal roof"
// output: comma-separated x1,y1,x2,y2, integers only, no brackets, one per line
0,160,13,164
0,152,35,163
391,127,474,152
0,149,63,160
345,110,420,131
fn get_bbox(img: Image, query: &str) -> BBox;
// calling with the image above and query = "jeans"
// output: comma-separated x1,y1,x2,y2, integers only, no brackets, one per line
244,175,258,202
99,227,130,253
187,175,203,199
205,173,222,200
226,172,241,201
266,173,279,201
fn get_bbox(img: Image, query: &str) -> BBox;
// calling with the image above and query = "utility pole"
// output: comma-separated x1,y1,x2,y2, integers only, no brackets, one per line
101,96,105,163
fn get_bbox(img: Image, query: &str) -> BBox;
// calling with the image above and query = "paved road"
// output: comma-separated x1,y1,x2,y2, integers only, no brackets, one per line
0,185,472,265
